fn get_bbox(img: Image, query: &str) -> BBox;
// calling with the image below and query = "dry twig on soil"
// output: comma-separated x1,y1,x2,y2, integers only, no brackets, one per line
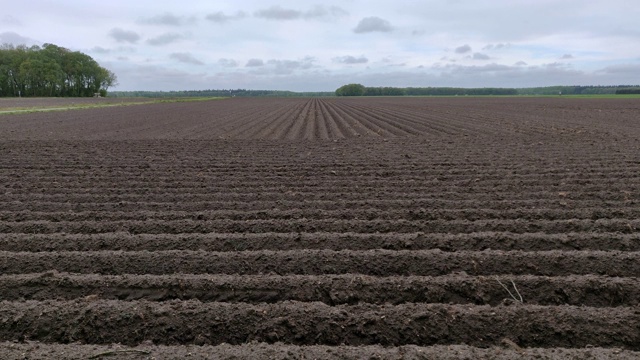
496,277,524,303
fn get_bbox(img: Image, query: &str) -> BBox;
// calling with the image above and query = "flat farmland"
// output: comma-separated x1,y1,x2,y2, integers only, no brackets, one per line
1,97,640,359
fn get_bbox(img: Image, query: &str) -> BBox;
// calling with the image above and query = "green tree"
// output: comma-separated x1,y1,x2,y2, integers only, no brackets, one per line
0,42,117,97
335,83,366,96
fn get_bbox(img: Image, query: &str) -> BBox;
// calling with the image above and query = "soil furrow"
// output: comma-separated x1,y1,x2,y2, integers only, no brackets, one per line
2,273,638,307
0,250,637,276
2,199,634,213
2,231,637,252
2,207,639,222
0,300,638,348
2,342,638,360
1,218,637,234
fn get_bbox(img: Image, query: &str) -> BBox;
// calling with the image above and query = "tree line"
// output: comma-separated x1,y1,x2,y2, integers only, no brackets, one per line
336,84,518,96
615,88,640,94
0,43,117,97
517,85,640,95
336,84,640,96
109,89,335,98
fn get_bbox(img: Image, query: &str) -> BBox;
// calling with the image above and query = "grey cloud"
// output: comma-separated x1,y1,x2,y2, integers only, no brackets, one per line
111,60,637,93
473,53,490,60
169,52,204,65
455,44,471,54
333,55,368,64
249,57,316,75
139,13,195,26
206,11,247,23
109,28,141,44
592,64,640,84
541,62,571,70
442,63,513,73
515,61,528,66
431,62,588,88
483,43,510,51
0,31,39,46
255,6,301,20
354,17,393,33
218,58,239,68
107,63,209,91
1,15,22,26
304,5,348,19
245,58,264,67
91,46,136,55
147,33,184,46
597,63,640,74
267,57,315,74
254,5,347,21
560,54,574,59
91,46,111,54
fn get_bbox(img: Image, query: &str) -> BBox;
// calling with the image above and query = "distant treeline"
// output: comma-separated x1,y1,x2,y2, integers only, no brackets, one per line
109,89,335,98
616,88,640,94
335,83,640,96
335,83,520,96
518,85,640,95
0,43,117,97
35,83,640,99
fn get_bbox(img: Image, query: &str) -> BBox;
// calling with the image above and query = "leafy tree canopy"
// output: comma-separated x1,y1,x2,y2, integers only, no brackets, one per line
0,43,117,97
335,83,366,96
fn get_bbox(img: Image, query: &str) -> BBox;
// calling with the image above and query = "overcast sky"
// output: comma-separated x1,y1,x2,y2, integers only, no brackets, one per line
2,0,639,91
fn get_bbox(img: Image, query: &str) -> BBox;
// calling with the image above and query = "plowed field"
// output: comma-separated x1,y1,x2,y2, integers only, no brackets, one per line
1,97,639,359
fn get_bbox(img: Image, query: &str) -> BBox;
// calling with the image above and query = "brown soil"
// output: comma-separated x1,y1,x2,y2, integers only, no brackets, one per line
1,273,638,307
1,97,639,358
0,342,636,360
